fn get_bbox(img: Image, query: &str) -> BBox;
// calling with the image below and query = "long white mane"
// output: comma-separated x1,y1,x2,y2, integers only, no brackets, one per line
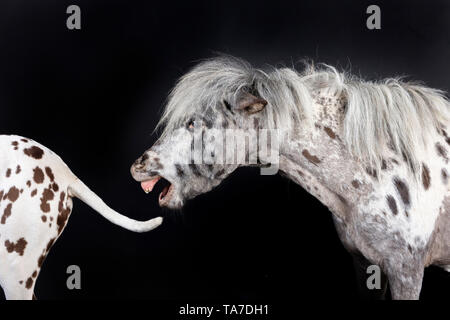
157,56,450,176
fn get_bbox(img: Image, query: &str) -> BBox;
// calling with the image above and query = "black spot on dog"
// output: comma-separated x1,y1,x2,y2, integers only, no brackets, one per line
57,192,71,234
33,167,44,184
441,129,450,145
51,183,59,192
323,126,336,139
1,203,13,224
40,187,54,213
45,167,54,182
5,186,20,202
25,277,33,289
24,146,44,159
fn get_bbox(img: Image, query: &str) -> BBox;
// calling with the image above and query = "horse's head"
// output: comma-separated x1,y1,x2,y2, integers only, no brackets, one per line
130,57,271,209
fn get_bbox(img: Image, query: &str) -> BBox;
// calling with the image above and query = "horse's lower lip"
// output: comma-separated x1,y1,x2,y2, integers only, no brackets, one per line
158,184,174,207
140,176,175,206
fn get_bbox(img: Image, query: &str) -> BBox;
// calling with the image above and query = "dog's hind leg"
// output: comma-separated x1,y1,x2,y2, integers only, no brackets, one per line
0,266,35,300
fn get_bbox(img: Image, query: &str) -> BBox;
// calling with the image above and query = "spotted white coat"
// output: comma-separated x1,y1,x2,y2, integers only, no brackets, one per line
0,135,162,300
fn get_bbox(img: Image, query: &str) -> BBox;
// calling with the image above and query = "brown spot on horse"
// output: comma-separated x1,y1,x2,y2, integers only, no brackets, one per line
442,168,449,185
25,277,33,289
387,195,398,215
421,164,431,190
393,178,410,207
365,167,378,179
435,142,448,162
323,126,336,139
6,168,11,177
302,149,321,165
51,183,59,192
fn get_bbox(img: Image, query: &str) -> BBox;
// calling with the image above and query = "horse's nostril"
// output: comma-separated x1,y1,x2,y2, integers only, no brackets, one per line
140,153,149,165
135,163,144,169
133,153,151,171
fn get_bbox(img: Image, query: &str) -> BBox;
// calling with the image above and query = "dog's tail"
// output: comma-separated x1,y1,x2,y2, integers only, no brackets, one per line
68,178,163,233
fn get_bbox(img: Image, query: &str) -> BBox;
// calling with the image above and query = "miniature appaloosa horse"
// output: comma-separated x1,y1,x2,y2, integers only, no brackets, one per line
131,56,450,300
0,135,162,299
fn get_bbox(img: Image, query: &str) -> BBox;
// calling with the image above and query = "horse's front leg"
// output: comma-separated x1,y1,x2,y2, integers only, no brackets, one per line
332,215,388,299
384,259,424,300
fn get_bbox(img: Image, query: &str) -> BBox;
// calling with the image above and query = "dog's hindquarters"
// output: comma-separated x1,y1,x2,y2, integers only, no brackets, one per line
0,135,162,299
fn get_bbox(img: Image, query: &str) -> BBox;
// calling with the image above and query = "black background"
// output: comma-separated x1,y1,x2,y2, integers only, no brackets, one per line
0,0,449,301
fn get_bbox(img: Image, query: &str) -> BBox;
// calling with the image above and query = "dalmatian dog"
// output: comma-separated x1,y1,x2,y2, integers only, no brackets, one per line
0,135,162,300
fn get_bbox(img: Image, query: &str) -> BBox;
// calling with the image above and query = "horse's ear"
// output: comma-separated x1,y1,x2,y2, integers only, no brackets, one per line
236,93,267,114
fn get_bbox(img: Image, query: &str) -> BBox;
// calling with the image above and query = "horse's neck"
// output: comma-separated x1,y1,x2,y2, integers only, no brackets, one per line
277,94,364,216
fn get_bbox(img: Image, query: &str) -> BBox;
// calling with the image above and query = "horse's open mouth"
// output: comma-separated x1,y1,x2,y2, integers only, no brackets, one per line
141,176,174,207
